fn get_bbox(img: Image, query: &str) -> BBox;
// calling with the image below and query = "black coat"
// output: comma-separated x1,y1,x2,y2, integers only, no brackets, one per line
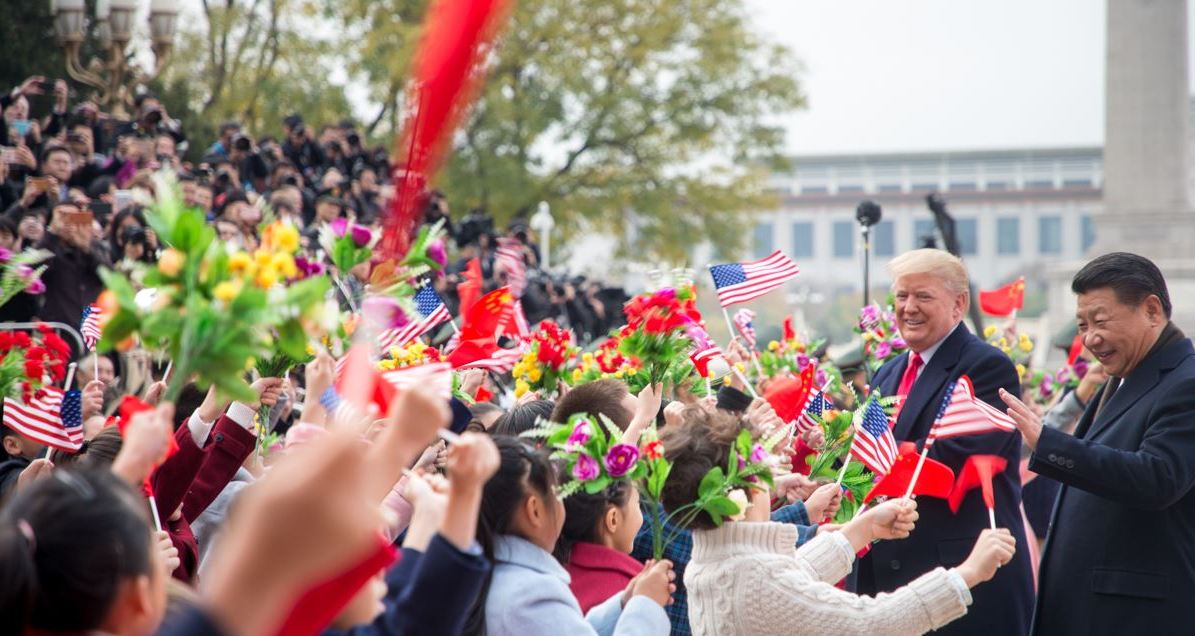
859,324,1034,635
1031,336,1195,635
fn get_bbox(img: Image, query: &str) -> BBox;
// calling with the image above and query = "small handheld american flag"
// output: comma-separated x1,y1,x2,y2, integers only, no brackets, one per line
927,375,1017,448
796,388,835,434
457,343,527,374
495,238,527,298
733,308,757,349
377,285,452,352
3,387,83,453
849,398,899,476
708,250,800,307
80,304,103,351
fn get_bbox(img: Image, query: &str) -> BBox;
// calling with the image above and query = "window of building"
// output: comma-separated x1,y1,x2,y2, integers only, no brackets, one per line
913,219,937,249
833,221,854,258
801,185,828,195
1081,215,1096,252
949,182,978,191
1063,178,1093,188
878,184,903,193
791,222,814,259
997,217,1020,256
1025,180,1055,190
872,220,895,257
1039,216,1063,255
838,184,865,194
956,218,978,255
910,183,938,192
753,223,773,259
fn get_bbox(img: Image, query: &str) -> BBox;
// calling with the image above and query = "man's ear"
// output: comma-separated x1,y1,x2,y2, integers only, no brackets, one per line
1144,295,1165,325
2,435,21,457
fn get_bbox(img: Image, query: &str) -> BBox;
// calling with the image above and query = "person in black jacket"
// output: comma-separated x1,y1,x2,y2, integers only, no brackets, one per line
859,248,1033,636
1000,252,1195,636
37,199,109,333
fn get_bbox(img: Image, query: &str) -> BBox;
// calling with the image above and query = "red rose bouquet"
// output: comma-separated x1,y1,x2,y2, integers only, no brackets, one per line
0,324,71,403
619,285,702,386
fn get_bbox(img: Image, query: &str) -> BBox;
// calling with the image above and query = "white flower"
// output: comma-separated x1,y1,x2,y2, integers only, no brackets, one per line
707,355,731,379
134,287,159,312
727,488,750,521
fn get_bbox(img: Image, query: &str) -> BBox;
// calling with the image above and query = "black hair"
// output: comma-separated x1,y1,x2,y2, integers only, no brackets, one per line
1,423,22,460
491,400,555,437
1072,252,1172,318
39,145,72,166
0,469,154,634
466,402,504,433
554,480,633,565
0,217,17,239
551,379,633,431
462,436,557,636
86,176,115,201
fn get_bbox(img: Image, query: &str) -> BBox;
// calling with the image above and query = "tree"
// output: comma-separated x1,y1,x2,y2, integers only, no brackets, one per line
157,0,353,158
333,0,804,260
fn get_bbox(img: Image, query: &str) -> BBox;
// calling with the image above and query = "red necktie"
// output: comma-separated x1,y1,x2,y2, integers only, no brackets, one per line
897,352,924,399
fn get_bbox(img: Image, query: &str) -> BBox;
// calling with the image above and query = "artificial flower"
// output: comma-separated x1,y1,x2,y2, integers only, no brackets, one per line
158,248,184,277
604,443,640,478
727,489,750,521
572,453,600,481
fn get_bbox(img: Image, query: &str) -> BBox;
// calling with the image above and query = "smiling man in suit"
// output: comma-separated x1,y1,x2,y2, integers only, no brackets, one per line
1000,252,1195,635
860,248,1033,635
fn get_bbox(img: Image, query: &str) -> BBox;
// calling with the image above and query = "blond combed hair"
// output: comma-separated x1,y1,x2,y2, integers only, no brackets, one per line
888,248,970,295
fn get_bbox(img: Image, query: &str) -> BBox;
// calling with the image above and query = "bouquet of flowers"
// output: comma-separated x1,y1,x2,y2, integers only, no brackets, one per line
319,218,376,276
570,338,650,393
760,335,824,380
377,340,445,371
983,325,1034,366
618,285,702,386
0,324,71,402
856,302,908,372
513,320,577,398
1021,360,1086,407
98,179,332,402
0,248,51,309
805,393,899,523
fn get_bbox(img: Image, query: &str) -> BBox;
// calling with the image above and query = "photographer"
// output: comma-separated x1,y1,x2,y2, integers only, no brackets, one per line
228,131,270,193
108,208,157,267
349,165,382,225
114,93,186,147
281,114,326,179
206,121,242,159
38,198,110,328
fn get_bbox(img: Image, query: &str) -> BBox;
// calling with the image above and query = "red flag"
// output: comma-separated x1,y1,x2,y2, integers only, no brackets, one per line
978,277,1025,317
115,395,178,495
336,342,397,418
474,385,493,403
865,442,955,503
460,287,515,341
1066,334,1085,367
457,258,482,317
380,0,512,258
782,315,796,342
948,454,1008,514
273,533,398,636
764,365,814,426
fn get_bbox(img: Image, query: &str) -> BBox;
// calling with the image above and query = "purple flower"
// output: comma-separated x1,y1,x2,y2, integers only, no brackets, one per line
427,239,448,269
0,248,11,263
15,265,32,279
1042,373,1054,386
874,342,892,360
1039,383,1054,399
572,453,600,481
350,224,373,248
566,420,593,448
1056,366,1071,384
604,443,639,478
295,255,326,277
890,337,907,350
815,368,829,387
796,353,811,370
24,278,44,295
859,305,880,329
329,217,349,237
362,296,409,329
1073,358,1089,379
749,444,768,464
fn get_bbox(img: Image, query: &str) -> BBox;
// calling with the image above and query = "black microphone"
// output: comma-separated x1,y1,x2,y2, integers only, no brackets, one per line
855,200,882,227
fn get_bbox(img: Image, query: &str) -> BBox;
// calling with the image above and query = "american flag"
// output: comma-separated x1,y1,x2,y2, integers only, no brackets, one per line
496,238,527,298
927,375,1017,446
685,320,724,378
381,362,453,400
377,285,452,353
80,304,103,350
511,300,530,338
458,344,527,374
849,398,899,475
3,387,83,453
708,251,800,307
733,309,757,349
796,388,835,434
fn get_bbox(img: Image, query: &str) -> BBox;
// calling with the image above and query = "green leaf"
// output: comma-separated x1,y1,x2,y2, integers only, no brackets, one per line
706,495,740,517
698,466,725,500
584,475,611,494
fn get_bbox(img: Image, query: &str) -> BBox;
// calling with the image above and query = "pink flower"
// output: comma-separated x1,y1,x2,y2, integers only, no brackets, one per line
350,224,373,248
654,288,677,303
329,217,349,237
859,305,880,329
295,255,325,277
604,443,639,478
891,337,907,350
362,296,409,329
0,248,11,263
566,420,593,448
427,239,447,269
815,368,829,387
749,443,768,464
572,453,600,481
796,353,811,369
874,342,892,360
15,265,32,279
24,278,45,295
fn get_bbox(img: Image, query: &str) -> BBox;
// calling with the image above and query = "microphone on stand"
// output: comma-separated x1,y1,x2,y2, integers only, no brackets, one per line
856,200,882,308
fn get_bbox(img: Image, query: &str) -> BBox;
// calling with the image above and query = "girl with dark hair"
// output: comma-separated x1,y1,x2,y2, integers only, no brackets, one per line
555,479,645,614
0,468,168,635
490,399,554,437
463,436,672,636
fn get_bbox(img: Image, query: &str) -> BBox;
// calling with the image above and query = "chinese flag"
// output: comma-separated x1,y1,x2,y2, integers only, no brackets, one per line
978,277,1025,317
448,287,515,368
273,533,398,636
115,396,178,496
865,442,955,503
947,454,1008,513
457,258,483,317
764,365,815,425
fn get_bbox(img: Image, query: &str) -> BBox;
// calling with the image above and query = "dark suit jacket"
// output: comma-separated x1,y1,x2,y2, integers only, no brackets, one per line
1031,337,1195,635
859,324,1033,635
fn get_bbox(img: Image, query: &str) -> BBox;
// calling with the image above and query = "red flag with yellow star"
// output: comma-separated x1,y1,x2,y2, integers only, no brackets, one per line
979,277,1025,317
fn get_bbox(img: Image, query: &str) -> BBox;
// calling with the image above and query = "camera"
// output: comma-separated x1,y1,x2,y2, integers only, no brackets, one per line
281,175,299,187
346,132,361,147
121,225,148,246
144,108,163,126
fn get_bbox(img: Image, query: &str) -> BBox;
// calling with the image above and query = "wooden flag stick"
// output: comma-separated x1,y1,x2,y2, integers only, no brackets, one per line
147,494,163,532
903,445,932,499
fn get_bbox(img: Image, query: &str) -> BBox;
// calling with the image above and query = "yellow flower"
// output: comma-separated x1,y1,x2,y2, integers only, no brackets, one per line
768,340,780,351
582,352,595,365
158,248,184,277
214,280,242,302
983,325,998,339
997,337,1008,349
1001,346,1012,355
254,250,274,269
527,367,542,383
1016,363,1027,378
614,369,625,378
228,251,253,276
512,362,526,377
272,222,300,253
1019,339,1033,353
255,268,278,289
572,368,584,382
271,252,297,279
515,379,530,397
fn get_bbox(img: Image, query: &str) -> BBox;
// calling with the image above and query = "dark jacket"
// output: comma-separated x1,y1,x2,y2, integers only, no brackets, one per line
0,455,31,502
36,232,108,333
1031,335,1195,635
859,324,1033,636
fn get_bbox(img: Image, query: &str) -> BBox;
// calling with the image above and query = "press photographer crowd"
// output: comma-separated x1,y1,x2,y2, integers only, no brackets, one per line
2,8,1195,634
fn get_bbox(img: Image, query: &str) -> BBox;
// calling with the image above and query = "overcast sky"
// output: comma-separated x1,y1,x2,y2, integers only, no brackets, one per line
746,0,1195,155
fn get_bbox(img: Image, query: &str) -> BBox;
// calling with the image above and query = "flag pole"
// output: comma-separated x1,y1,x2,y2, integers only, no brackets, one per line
63,362,76,390
162,359,173,383
903,445,931,499
93,354,99,383
835,456,851,488
721,308,760,397
988,507,997,530
148,494,163,532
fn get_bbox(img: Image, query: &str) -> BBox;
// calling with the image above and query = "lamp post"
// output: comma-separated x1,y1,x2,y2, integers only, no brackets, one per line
530,200,555,271
50,0,178,118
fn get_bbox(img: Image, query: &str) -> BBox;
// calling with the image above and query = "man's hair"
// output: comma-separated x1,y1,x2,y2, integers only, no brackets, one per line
550,379,632,430
888,248,969,295
1072,252,1172,318
218,121,241,135
491,400,555,437
39,145,72,166
657,406,746,530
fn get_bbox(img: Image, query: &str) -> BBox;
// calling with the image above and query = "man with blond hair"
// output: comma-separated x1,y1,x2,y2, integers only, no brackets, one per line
856,248,1033,635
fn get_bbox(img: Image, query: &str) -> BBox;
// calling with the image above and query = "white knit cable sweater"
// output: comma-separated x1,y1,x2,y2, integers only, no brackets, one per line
685,521,971,636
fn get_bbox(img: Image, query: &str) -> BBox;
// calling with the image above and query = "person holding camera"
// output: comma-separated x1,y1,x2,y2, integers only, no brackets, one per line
229,131,270,193
282,114,326,180
114,93,186,148
38,198,110,329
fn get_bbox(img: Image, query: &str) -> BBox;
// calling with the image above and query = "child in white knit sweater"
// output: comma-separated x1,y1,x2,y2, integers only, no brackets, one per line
660,408,1016,636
